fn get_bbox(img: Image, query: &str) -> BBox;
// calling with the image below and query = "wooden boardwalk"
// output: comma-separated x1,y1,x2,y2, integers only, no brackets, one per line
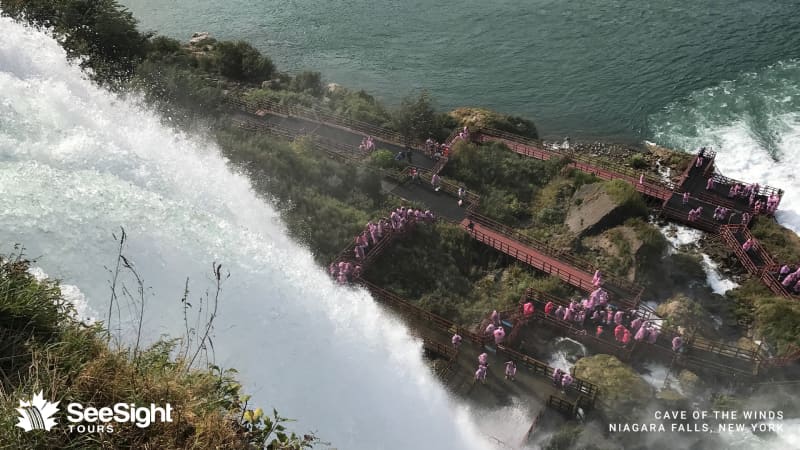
470,128,791,299
359,280,598,416
461,213,643,309
229,96,798,372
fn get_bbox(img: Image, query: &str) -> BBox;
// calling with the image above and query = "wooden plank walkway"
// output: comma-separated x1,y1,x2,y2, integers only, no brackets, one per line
521,289,760,376
473,130,674,201
359,280,597,414
230,99,798,368
461,214,642,309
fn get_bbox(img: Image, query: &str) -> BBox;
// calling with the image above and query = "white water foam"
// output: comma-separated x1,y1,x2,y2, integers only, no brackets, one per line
650,59,800,236
701,254,739,295
27,266,97,323
657,223,738,294
0,16,500,449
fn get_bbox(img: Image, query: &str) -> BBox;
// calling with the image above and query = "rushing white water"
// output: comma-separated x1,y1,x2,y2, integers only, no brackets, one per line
657,223,738,294
0,16,495,449
650,59,800,235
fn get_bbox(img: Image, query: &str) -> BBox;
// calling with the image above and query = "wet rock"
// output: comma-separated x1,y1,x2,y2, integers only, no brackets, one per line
573,354,653,421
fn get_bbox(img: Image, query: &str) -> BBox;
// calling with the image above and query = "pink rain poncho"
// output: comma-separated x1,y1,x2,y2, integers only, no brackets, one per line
493,327,506,345
672,336,683,352
523,302,534,318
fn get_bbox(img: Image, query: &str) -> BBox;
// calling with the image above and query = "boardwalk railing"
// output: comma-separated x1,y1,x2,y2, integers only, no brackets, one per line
719,225,773,277
359,280,600,407
466,212,643,307
360,280,483,344
225,95,415,148
660,204,721,233
476,130,676,195
522,288,759,375
496,344,598,403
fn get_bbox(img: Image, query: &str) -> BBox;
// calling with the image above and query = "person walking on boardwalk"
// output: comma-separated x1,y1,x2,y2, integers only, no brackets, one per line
431,173,441,191
556,305,566,321
485,323,496,336
478,352,488,367
523,302,535,318
504,361,517,381
622,328,632,347
475,365,488,384
706,177,714,190
672,336,683,353
682,192,690,205
544,301,554,316
493,327,506,345
614,324,626,342
560,373,573,393
452,333,462,350
553,368,564,387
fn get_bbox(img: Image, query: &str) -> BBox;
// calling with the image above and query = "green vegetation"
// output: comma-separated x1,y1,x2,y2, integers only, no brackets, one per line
364,224,574,325
752,296,800,355
0,255,315,449
449,107,539,140
655,294,708,333
750,218,800,263
602,180,648,219
572,355,652,422
627,154,648,169
217,130,387,263
393,91,457,143
443,140,566,226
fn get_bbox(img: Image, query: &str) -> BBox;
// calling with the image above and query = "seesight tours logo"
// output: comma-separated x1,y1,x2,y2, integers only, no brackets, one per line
16,391,59,432
15,391,173,433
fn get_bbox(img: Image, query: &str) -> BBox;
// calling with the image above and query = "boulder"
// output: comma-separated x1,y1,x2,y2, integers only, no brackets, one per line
656,294,708,332
565,182,638,236
573,354,653,421
189,32,212,46
448,107,538,139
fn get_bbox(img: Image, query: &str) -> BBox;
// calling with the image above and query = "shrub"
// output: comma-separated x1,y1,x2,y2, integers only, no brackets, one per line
628,153,648,169
289,71,324,97
215,41,274,83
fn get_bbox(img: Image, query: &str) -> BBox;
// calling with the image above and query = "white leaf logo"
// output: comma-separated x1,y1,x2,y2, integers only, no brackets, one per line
16,391,59,432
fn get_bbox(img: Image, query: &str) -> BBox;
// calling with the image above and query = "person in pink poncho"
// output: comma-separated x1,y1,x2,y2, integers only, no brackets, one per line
493,327,506,345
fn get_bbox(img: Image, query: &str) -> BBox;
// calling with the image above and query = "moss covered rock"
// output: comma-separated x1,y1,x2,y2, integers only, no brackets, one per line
656,294,707,333
573,354,653,420
448,107,538,139
565,181,646,236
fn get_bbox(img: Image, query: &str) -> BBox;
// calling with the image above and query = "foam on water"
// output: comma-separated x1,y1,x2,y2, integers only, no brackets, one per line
650,59,800,235
27,266,97,323
0,16,500,449
701,254,739,295
657,223,738,294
